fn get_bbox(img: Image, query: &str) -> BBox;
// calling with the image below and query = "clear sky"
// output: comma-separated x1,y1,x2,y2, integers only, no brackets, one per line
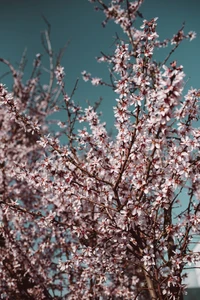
0,0,200,131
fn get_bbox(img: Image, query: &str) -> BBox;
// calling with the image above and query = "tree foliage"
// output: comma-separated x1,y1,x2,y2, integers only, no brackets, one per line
0,0,200,299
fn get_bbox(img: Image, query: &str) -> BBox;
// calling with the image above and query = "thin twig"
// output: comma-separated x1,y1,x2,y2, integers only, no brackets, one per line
161,22,185,66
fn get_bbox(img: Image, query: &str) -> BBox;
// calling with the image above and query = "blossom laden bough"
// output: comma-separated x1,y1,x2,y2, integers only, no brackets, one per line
0,0,199,299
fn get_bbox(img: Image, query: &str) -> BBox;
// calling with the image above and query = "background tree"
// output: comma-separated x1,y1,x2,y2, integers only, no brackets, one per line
0,0,200,299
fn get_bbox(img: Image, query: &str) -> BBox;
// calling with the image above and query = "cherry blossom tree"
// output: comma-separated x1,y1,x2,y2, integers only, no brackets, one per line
0,0,200,299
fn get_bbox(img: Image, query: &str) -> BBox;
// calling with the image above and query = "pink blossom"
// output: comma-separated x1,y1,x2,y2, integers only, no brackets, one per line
0,1,199,299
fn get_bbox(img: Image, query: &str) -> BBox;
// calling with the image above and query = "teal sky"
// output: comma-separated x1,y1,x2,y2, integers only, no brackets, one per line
0,0,200,130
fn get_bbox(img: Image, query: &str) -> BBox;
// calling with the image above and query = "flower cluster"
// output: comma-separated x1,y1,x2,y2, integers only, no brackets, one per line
55,65,65,86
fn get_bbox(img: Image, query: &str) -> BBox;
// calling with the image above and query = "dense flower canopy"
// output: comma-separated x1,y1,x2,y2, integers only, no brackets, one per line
0,1,200,299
